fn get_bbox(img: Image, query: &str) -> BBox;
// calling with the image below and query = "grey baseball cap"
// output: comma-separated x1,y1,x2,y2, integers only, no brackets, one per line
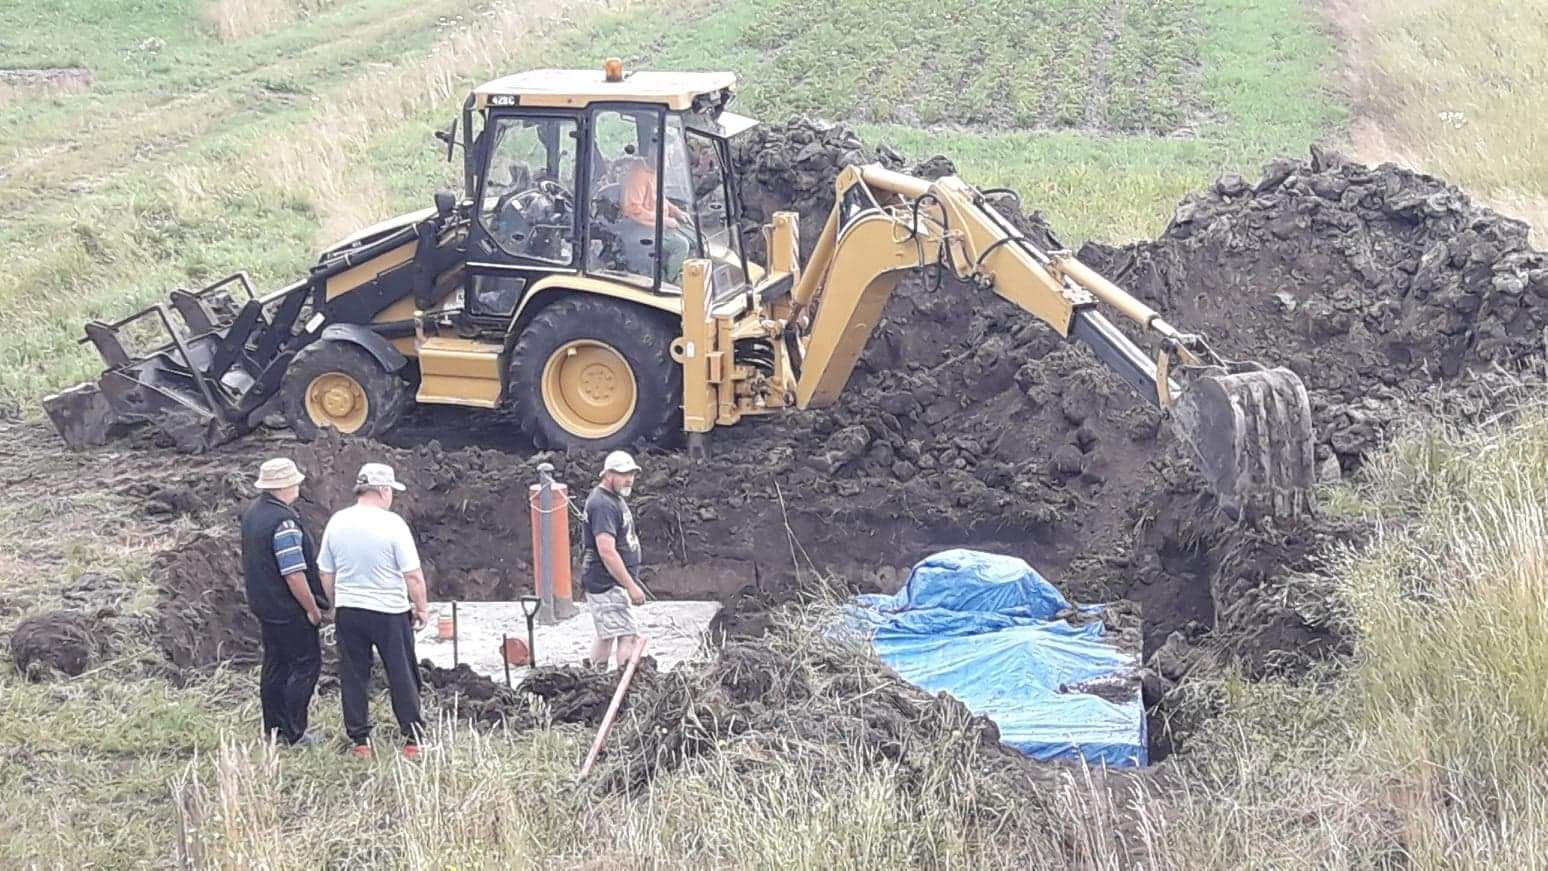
356,462,406,491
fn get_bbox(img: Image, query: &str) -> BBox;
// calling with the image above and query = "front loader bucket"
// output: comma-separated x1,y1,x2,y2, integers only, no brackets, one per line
46,273,272,453
42,381,132,450
1169,366,1316,521
97,361,245,452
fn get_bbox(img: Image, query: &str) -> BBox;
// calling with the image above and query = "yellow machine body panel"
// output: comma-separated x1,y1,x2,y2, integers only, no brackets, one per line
415,337,505,407
793,212,938,408
513,274,683,326
325,239,416,301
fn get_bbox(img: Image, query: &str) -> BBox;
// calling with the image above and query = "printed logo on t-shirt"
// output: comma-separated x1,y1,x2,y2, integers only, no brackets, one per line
623,503,640,554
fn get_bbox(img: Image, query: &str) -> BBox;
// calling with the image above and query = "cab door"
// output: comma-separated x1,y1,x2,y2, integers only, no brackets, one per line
582,105,667,290
465,111,583,322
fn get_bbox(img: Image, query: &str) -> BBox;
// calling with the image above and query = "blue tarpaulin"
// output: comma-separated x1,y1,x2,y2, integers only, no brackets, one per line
847,548,1146,767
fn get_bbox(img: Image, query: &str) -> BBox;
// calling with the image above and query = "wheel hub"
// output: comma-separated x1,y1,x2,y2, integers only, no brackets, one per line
579,362,617,403
304,373,369,433
541,340,638,439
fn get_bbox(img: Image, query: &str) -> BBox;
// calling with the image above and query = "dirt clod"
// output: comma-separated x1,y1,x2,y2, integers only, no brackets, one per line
11,610,96,680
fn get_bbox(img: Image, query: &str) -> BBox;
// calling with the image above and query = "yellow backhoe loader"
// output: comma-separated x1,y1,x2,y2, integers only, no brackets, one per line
44,60,1314,519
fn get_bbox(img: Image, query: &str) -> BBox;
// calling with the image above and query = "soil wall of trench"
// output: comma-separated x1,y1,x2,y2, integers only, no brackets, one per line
120,123,1548,719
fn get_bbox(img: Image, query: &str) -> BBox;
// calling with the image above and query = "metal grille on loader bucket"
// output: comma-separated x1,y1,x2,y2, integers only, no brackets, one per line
1168,366,1316,521
43,273,282,453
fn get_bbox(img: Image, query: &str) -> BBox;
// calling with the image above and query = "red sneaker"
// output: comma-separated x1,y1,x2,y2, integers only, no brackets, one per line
350,744,371,760
402,744,421,761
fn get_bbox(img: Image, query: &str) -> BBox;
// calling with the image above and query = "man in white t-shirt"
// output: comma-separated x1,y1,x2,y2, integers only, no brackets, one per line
318,462,430,760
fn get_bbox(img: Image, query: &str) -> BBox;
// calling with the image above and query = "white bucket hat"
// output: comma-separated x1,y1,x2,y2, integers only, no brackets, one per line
356,462,407,491
601,450,640,475
255,458,305,490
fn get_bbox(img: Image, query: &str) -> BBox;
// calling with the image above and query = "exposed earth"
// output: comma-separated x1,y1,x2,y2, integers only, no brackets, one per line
11,120,1548,773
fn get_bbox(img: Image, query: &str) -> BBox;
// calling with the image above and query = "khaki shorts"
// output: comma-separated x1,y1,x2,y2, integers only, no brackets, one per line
589,585,637,640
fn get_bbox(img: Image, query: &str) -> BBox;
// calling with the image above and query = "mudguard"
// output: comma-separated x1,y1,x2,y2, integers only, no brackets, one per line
318,323,408,372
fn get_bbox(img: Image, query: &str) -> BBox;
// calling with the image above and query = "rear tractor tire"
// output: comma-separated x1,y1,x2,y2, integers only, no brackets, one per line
282,340,408,441
509,295,681,450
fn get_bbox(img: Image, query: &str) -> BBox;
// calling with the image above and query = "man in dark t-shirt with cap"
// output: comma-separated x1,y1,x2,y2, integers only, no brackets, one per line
581,450,648,669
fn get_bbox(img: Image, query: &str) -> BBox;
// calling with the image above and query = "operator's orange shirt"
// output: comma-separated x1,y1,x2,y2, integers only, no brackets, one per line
622,161,658,226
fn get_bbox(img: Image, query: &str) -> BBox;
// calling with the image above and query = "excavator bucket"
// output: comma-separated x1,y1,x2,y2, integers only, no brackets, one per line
1168,366,1316,520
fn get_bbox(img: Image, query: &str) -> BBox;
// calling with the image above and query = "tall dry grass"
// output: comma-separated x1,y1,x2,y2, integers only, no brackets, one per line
254,0,626,243
201,0,335,42
1328,0,1548,231
1143,404,1548,866
170,670,1155,867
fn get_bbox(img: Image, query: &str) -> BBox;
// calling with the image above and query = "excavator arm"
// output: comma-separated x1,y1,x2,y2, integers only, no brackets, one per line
783,164,1315,519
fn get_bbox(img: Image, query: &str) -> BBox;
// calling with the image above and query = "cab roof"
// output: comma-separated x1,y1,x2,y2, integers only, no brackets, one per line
472,68,736,111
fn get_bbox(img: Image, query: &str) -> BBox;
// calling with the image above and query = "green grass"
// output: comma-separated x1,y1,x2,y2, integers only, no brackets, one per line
0,0,1344,406
0,0,199,77
1142,405,1548,866
567,0,1197,134
540,0,1344,241
1334,0,1548,231
735,0,1198,131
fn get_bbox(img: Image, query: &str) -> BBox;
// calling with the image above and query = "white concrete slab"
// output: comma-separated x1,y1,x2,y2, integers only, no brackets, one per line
415,600,721,684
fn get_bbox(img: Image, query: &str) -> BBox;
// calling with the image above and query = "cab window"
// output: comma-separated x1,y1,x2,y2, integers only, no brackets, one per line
586,109,669,287
478,115,578,265
683,125,746,295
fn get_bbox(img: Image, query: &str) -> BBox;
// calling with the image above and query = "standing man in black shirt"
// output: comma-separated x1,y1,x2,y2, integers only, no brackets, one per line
240,457,328,747
580,450,648,669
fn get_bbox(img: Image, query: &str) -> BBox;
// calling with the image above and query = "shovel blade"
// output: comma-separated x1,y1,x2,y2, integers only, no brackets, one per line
42,381,132,450
1170,367,1316,520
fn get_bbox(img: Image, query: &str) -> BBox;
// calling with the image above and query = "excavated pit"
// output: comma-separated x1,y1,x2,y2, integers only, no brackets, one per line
135,122,1548,765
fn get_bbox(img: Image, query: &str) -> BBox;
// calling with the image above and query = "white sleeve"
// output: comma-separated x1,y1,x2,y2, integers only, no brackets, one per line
317,520,336,574
393,517,422,573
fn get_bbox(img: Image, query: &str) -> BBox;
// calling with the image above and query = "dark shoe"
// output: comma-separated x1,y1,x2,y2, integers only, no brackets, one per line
288,733,322,749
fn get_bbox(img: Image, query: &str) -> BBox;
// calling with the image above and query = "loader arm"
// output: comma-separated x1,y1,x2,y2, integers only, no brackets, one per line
785,164,1315,519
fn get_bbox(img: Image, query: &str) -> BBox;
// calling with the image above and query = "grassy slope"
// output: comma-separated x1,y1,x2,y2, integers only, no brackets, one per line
1333,0,1548,229
530,0,1344,242
1149,404,1548,866
0,0,560,404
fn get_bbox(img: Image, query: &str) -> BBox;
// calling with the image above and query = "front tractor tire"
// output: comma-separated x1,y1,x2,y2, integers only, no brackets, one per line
281,340,408,441
510,295,681,450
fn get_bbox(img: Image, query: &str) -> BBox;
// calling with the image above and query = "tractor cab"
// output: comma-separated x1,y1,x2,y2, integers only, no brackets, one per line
457,62,757,321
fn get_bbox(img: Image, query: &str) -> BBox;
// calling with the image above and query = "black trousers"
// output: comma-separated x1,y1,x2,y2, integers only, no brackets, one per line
258,617,321,744
335,607,424,745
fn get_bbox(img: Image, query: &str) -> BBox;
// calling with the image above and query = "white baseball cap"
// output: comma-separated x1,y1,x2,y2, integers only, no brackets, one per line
601,450,640,475
356,462,406,491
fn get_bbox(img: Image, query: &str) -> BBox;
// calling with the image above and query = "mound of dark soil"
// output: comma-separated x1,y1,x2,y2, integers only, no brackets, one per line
1080,144,1548,474
425,632,1070,796
10,610,96,680
423,659,666,730
140,124,1548,713
158,536,258,669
